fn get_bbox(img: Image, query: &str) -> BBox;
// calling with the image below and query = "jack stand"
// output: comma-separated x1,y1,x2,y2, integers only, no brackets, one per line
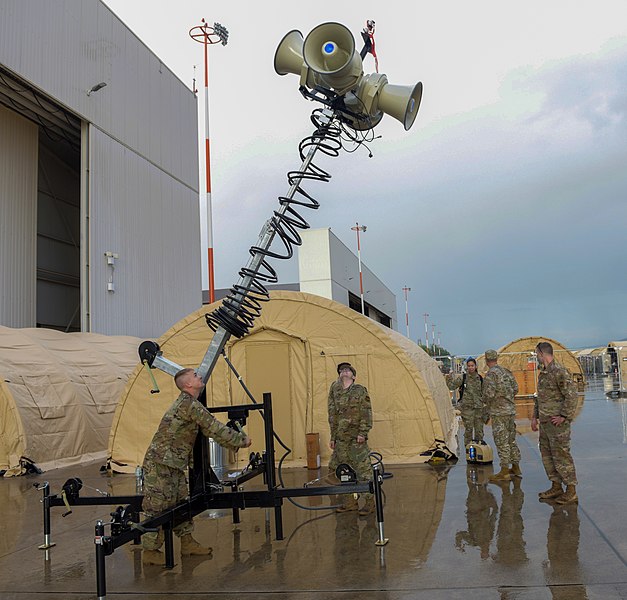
372,463,389,546
95,520,109,600
36,482,56,550
163,523,175,569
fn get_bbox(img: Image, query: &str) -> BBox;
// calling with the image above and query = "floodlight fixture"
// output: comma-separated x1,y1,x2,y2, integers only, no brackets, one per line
87,82,107,96
213,22,229,46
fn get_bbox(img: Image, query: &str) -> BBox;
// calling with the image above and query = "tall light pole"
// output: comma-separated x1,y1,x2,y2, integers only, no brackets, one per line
351,223,367,315
432,323,436,355
423,312,429,351
190,20,228,304
402,286,411,338
438,330,442,350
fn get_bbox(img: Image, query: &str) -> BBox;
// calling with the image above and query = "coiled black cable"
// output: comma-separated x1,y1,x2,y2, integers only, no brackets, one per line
205,109,344,338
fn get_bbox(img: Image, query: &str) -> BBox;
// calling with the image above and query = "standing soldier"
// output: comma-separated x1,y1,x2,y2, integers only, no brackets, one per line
328,362,374,516
482,349,522,482
446,357,485,447
531,341,579,504
141,368,251,565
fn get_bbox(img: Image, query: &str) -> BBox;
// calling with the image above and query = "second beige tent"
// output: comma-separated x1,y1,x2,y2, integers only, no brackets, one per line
477,336,585,397
109,291,457,472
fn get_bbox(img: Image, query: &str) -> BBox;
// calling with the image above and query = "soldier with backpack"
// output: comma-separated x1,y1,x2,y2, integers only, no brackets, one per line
446,357,485,447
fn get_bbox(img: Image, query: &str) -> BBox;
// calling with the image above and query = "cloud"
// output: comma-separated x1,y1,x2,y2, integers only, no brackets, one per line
515,39,627,133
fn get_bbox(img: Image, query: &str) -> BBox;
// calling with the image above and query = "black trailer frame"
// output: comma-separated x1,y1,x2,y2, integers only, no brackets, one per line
36,393,388,600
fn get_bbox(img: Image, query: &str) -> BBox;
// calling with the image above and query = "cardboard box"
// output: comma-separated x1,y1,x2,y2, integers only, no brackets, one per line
306,432,321,470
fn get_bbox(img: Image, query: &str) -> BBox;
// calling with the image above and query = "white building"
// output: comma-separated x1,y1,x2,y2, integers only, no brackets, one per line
0,0,201,338
298,228,397,329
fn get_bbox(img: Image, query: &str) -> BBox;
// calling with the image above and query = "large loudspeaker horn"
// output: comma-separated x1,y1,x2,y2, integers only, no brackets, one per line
303,22,362,92
274,30,304,76
303,22,354,74
376,81,423,131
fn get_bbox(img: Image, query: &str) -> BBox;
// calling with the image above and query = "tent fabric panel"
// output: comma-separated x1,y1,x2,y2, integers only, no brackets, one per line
20,375,66,419
244,340,294,460
0,380,25,471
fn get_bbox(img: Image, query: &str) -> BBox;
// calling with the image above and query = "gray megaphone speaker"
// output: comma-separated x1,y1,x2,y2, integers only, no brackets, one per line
303,22,362,93
274,30,305,76
376,81,423,131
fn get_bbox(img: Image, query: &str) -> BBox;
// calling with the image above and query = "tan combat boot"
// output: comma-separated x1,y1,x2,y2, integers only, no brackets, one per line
180,534,212,556
335,495,359,513
488,467,511,483
509,463,522,478
555,485,578,505
538,481,563,500
358,497,375,516
142,549,165,565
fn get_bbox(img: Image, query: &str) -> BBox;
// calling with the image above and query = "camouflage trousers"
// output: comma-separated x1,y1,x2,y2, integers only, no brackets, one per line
491,415,521,465
141,460,193,550
539,420,577,486
329,438,373,500
460,408,485,446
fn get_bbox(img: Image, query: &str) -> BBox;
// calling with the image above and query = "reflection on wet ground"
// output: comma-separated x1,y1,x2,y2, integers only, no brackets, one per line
0,375,626,599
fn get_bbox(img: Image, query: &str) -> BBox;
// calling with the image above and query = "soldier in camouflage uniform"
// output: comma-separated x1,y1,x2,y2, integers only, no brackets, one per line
446,358,485,447
141,368,251,565
482,349,521,482
328,362,374,516
532,342,579,505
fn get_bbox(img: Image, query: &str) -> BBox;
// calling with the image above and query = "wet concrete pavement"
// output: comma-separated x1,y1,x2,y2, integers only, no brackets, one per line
1,376,626,599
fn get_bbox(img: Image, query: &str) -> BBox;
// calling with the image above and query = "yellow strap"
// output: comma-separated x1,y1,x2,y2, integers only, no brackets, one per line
142,360,160,394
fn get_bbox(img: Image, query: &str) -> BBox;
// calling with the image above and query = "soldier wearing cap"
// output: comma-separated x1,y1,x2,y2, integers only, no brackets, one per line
328,362,374,516
482,349,521,482
141,368,252,565
532,341,579,504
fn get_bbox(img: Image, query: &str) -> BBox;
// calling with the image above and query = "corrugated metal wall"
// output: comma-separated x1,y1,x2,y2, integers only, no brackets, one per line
0,105,38,327
89,127,201,338
0,0,198,189
0,1,201,337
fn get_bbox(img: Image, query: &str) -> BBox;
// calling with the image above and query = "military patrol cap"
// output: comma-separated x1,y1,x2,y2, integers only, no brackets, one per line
485,349,498,361
337,362,356,377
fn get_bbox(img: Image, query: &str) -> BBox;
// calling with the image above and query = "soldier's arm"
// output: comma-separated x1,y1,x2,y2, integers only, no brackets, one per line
482,372,496,402
511,373,519,396
328,385,338,441
533,395,539,419
189,400,249,449
358,389,373,437
556,369,578,420
445,373,463,391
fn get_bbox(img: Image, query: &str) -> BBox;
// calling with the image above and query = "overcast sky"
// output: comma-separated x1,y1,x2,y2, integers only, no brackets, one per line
103,0,627,355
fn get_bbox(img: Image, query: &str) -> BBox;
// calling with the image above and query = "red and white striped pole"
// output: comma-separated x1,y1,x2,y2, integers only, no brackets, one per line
351,223,367,315
203,32,214,303
402,286,411,338
190,20,228,304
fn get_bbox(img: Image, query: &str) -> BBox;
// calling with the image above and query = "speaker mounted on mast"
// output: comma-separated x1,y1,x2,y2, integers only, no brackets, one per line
274,21,423,131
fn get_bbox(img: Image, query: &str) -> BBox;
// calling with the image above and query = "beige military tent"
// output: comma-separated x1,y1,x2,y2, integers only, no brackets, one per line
476,336,585,397
109,291,457,472
0,326,141,473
